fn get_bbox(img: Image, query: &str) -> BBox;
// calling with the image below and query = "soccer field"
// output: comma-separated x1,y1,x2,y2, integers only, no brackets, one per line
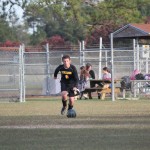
0,98,150,150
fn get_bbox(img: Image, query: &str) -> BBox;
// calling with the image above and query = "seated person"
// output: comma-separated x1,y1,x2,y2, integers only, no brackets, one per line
102,67,111,89
78,66,90,99
97,67,111,99
85,63,95,99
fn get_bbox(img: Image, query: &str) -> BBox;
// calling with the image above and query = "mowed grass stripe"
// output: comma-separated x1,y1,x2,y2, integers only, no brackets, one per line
0,99,150,116
0,99,150,150
0,128,150,150
0,99,149,129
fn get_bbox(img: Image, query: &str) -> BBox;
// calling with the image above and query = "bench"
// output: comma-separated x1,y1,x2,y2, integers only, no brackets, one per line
82,87,121,100
97,87,121,100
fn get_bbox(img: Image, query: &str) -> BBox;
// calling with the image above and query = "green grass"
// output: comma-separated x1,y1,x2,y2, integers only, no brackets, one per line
0,128,150,150
0,98,150,150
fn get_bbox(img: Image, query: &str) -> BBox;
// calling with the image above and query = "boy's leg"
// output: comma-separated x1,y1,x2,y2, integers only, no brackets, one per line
68,96,74,110
61,91,68,115
60,83,68,115
68,86,75,110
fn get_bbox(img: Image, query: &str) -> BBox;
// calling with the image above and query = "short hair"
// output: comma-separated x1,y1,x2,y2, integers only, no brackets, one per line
86,63,92,67
62,55,70,61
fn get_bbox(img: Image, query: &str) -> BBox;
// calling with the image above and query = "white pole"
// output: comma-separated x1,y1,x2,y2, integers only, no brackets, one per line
22,44,25,102
82,41,85,66
61,54,63,64
137,40,140,71
105,50,108,67
146,57,148,73
19,45,22,102
46,43,50,95
79,42,82,67
111,33,115,101
99,37,102,79
136,40,140,95
133,39,136,70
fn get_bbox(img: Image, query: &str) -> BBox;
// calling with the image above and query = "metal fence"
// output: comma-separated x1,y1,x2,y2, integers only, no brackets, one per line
23,40,141,97
0,46,25,102
0,38,150,101
82,40,135,79
24,44,81,96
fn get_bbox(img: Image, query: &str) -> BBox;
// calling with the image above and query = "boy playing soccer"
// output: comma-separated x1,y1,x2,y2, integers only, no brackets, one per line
54,55,79,115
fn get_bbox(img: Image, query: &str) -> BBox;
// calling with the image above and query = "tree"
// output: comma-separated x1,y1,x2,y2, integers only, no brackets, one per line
1,0,149,45
25,0,148,45
29,27,46,45
15,24,30,45
85,0,145,44
24,0,90,44
0,18,16,42
0,0,31,44
135,0,150,17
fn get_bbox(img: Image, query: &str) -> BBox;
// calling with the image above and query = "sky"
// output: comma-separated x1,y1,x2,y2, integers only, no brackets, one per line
0,0,24,23
15,6,24,22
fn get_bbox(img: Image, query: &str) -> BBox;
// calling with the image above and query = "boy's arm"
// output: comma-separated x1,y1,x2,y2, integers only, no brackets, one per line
72,66,79,88
54,65,61,79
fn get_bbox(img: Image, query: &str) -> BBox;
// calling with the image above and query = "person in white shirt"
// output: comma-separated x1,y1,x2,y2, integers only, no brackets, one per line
102,67,111,81
98,67,111,99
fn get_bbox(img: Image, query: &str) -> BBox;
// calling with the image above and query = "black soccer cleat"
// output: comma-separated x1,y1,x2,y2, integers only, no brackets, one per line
61,107,67,115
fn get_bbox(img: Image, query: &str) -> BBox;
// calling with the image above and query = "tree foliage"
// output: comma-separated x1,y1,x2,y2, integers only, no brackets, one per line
0,18,16,42
24,0,150,45
0,0,150,45
24,0,89,45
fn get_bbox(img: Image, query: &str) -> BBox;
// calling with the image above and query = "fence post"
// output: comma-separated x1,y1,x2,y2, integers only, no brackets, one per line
46,43,50,95
146,57,149,74
82,41,85,66
110,33,115,101
133,39,136,70
22,44,25,102
19,45,23,102
19,44,25,102
61,54,63,64
79,42,82,67
99,37,102,79
136,40,140,71
105,50,108,67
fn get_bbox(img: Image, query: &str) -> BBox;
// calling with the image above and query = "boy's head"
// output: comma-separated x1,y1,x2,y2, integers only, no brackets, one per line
62,55,70,61
62,55,71,68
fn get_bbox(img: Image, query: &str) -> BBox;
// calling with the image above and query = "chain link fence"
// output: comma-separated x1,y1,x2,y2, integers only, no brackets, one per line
82,40,137,79
0,47,20,101
0,38,150,101
24,40,136,97
24,45,81,96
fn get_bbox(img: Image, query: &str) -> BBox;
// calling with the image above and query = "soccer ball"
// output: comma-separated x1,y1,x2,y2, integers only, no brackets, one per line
67,109,76,118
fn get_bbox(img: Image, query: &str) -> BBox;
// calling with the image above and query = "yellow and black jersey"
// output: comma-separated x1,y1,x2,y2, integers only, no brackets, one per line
54,64,79,87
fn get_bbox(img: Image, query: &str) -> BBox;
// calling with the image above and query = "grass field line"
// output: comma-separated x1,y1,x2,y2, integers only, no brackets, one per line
0,124,150,129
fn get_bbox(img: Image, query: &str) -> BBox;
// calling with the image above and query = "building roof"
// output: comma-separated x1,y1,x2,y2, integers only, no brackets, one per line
113,24,150,38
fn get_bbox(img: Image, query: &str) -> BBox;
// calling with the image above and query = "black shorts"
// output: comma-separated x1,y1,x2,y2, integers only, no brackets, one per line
61,82,75,97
